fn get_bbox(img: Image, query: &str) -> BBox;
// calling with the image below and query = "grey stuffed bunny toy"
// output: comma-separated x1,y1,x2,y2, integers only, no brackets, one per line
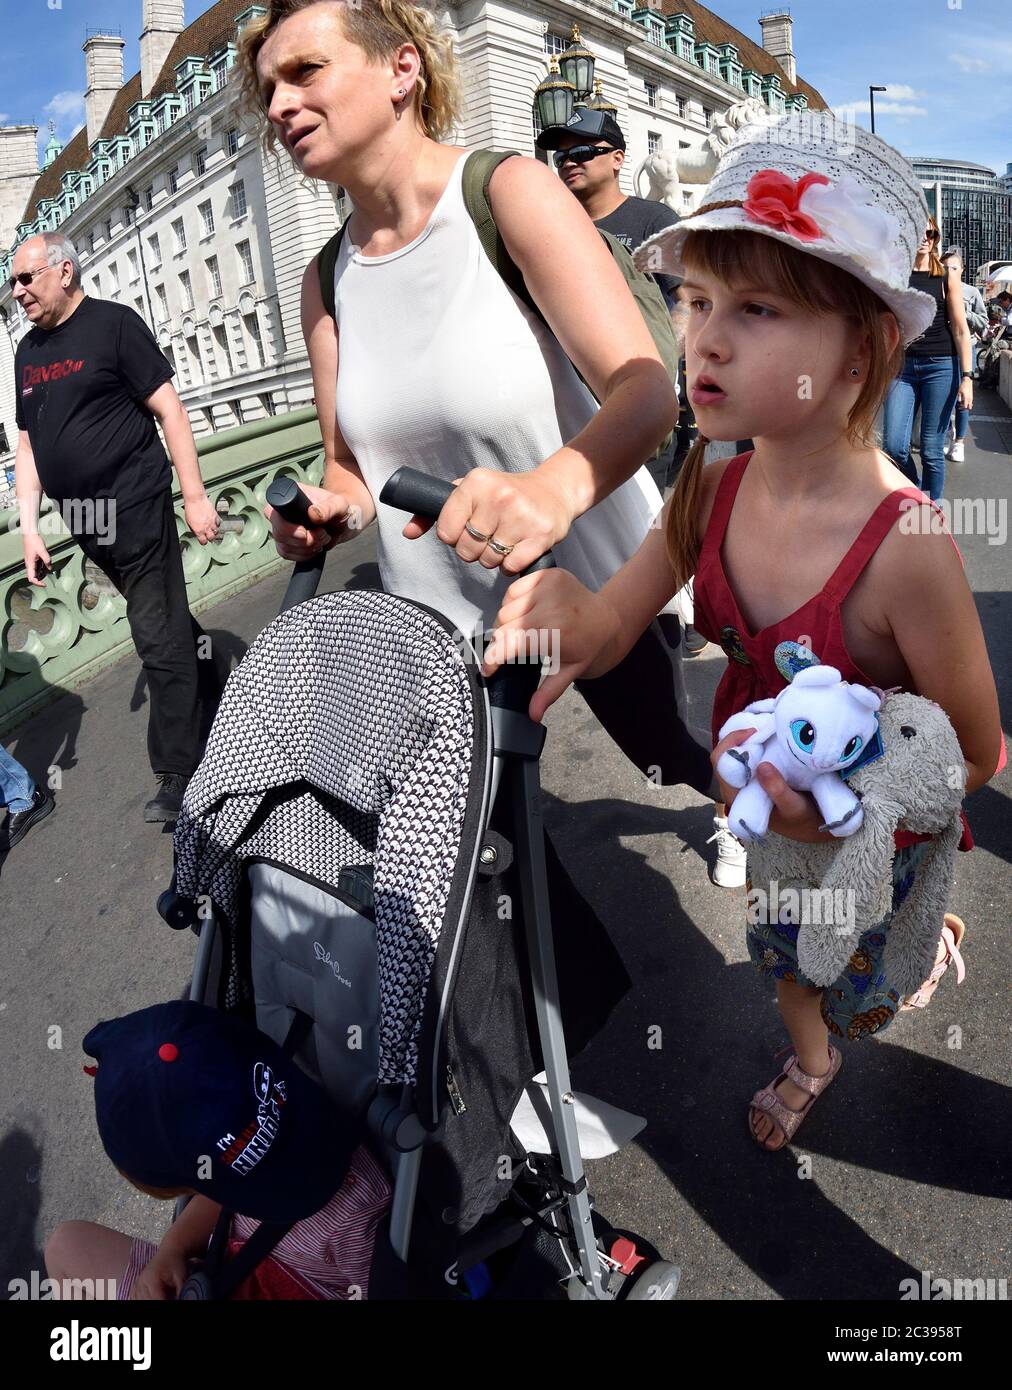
745,691,965,998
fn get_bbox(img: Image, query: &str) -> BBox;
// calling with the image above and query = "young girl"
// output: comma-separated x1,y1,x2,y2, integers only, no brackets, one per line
481,117,1004,1151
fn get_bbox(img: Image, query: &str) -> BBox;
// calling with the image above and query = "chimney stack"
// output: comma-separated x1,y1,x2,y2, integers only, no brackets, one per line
0,126,40,252
140,0,186,98
84,34,126,146
759,9,797,86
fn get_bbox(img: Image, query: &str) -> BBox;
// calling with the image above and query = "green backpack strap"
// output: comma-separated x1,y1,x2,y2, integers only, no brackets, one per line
460,149,540,317
317,222,348,319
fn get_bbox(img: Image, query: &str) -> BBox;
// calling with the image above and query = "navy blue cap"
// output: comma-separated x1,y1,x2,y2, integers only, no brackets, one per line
84,1001,356,1223
536,106,626,152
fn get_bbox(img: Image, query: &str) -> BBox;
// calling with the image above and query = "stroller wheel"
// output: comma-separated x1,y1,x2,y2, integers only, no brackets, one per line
622,1260,682,1301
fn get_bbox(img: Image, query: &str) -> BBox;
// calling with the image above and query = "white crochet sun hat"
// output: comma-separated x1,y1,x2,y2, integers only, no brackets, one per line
633,113,936,346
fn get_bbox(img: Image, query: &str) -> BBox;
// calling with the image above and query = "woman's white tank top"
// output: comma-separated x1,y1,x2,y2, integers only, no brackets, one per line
333,149,663,639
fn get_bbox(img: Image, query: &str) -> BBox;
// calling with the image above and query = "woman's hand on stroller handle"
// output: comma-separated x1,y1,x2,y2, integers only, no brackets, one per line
397,466,575,575
266,481,362,561
482,569,620,723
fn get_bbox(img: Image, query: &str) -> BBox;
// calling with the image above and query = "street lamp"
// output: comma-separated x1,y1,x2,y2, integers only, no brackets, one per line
558,24,595,101
869,85,886,135
534,57,577,131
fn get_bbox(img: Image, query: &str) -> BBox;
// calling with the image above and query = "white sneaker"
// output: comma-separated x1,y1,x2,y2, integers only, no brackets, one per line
943,438,953,459
707,814,747,889
949,439,965,463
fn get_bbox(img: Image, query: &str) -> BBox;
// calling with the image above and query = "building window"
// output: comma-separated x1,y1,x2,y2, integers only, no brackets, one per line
168,167,179,194
203,407,216,434
232,399,244,426
244,311,265,366
230,179,247,218
104,220,112,242
135,297,146,319
676,94,686,118
187,335,203,382
213,323,233,372
703,106,712,127
544,32,568,56
682,190,693,205
648,131,661,154
648,18,664,47
199,200,215,236
148,232,161,266
127,249,139,282
0,424,9,454
184,87,196,113
155,284,169,321
155,110,166,135
194,147,206,177
144,186,154,211
163,344,176,376
225,127,239,157
206,255,222,298
180,270,194,310
214,64,228,92
259,392,276,416
237,240,255,284
92,273,102,295
679,140,691,149
124,202,134,227
109,263,120,292
172,218,186,252
645,81,658,109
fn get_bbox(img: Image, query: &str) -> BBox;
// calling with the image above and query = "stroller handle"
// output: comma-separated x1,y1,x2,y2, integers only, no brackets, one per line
266,476,327,613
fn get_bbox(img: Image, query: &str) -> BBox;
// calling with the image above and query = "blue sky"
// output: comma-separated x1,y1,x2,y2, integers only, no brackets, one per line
2,0,1009,175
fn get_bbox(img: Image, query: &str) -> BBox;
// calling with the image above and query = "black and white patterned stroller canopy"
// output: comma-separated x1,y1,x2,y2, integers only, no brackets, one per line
173,590,483,1086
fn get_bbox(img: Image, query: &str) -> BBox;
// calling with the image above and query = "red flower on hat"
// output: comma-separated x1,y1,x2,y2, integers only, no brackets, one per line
743,169,830,242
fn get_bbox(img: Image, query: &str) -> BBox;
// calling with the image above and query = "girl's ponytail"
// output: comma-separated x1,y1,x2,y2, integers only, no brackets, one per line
664,435,710,595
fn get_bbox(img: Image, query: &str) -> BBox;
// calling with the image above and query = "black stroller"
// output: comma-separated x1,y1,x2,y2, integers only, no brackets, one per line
159,468,679,1301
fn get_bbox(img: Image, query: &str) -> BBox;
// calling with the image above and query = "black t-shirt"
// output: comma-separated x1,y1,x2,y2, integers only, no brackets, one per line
594,196,681,305
15,296,174,512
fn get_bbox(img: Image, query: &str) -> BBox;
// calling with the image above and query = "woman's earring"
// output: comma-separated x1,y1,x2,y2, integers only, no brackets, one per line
850,367,861,378
397,88,405,98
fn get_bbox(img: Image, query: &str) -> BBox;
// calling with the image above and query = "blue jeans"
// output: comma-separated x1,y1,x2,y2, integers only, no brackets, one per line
0,745,36,815
951,343,977,441
882,354,960,502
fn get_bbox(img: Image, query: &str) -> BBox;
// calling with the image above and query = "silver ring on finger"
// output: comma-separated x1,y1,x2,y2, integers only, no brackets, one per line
487,535,515,557
464,520,492,544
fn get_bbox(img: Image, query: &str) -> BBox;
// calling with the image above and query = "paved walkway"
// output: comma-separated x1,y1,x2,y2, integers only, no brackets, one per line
1,398,1009,1300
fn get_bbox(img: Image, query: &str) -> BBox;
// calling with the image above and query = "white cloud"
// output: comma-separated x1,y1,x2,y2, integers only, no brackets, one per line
953,54,989,73
43,91,85,121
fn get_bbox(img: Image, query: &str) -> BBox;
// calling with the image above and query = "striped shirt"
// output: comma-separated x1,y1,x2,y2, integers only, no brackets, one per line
231,1143,391,1299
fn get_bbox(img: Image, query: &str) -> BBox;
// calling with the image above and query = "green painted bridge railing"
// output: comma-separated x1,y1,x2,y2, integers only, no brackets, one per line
0,407,324,737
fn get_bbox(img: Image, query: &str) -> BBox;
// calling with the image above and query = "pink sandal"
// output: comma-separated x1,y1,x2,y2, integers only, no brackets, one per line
899,915,966,1011
749,1044,842,1151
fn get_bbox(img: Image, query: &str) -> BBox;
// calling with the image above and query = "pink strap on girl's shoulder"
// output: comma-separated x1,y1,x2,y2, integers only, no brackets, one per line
822,487,963,603
698,450,753,566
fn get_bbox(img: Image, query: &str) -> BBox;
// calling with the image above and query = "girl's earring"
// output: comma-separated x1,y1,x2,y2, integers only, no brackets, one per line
850,368,861,378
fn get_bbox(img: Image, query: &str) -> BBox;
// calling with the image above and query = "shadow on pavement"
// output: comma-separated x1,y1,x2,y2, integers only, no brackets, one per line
0,1129,45,1299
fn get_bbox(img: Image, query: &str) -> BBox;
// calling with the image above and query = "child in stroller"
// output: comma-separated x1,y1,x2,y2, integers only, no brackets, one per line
46,1001,390,1301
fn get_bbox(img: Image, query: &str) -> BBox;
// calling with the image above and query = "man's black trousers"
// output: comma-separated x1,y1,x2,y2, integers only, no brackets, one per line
75,490,222,778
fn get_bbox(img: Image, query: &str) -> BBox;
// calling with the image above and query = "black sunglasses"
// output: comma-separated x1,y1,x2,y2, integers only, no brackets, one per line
553,144,619,169
8,263,55,292
925,228,940,241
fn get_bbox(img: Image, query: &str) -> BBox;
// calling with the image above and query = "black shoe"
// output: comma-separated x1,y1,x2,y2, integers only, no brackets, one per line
144,773,189,824
3,786,55,851
682,624,709,658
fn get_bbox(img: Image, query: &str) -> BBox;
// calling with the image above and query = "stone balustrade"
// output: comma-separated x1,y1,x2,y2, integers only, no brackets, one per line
0,407,323,737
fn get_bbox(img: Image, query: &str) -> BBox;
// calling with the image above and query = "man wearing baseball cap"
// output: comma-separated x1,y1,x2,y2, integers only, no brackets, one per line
44,1001,390,1299
536,107,680,307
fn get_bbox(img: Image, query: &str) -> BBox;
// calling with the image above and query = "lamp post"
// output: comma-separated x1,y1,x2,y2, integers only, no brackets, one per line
869,85,886,135
535,23,605,132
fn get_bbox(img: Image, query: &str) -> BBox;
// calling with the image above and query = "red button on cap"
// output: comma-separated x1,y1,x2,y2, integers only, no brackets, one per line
158,1043,179,1062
